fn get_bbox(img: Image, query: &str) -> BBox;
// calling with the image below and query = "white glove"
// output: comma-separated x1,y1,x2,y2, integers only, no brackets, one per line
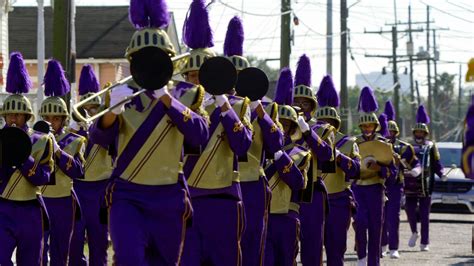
215,95,229,108
153,87,169,99
48,133,60,153
297,116,310,133
274,150,284,161
250,100,261,111
110,84,134,115
441,174,448,182
69,120,80,131
403,166,421,177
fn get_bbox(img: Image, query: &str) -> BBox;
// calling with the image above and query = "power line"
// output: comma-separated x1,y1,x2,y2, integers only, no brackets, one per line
420,1,474,23
446,0,474,13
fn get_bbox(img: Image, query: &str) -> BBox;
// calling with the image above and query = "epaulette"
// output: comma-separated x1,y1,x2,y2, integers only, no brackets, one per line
178,84,205,111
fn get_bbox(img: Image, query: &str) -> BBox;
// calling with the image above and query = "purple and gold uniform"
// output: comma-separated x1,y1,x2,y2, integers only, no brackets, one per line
381,101,420,257
316,74,361,266
0,53,54,265
292,55,335,266
353,87,396,266
69,65,112,266
462,96,474,179
181,94,252,265
90,83,208,265
405,105,444,250
37,60,86,266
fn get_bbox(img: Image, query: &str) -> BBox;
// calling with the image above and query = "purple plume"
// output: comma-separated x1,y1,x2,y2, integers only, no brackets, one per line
78,65,99,96
129,0,170,29
182,0,213,49
378,113,389,137
294,54,311,87
43,60,70,97
274,67,294,105
6,52,31,94
224,16,244,56
384,100,395,121
317,75,339,108
416,105,430,124
358,86,378,113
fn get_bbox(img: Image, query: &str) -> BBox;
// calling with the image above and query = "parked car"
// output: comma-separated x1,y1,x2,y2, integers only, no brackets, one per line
431,142,474,213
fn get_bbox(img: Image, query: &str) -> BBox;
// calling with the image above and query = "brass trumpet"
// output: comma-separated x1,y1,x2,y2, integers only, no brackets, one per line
72,49,189,123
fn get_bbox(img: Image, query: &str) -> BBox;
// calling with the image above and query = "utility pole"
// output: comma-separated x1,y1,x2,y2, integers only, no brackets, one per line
280,0,291,68
432,28,438,139
340,0,348,133
52,0,72,107
426,5,432,121
408,5,416,123
326,0,333,75
458,64,462,118
392,26,400,127
37,0,45,112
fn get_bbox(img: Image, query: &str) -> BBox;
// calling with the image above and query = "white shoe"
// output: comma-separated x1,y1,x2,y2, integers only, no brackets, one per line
420,244,430,251
389,250,400,259
381,245,388,257
357,257,367,266
408,232,419,247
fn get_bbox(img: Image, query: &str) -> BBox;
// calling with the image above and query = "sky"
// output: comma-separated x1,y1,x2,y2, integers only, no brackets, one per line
12,0,474,99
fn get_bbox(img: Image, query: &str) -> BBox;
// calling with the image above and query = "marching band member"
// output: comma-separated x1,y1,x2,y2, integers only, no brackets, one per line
89,0,209,264
381,101,420,259
405,105,445,252
225,16,283,266
316,75,361,266
353,86,396,266
39,60,86,266
69,65,112,266
0,52,54,266
292,55,335,266
264,68,309,266
462,96,474,179
180,1,252,265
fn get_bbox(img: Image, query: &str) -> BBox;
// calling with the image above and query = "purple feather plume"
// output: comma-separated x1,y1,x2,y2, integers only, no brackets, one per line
384,100,395,121
317,75,339,108
358,86,378,113
6,52,31,94
129,0,170,29
78,65,99,96
294,54,311,87
416,105,430,124
43,60,70,97
274,67,294,105
182,0,214,49
378,113,389,137
224,16,244,56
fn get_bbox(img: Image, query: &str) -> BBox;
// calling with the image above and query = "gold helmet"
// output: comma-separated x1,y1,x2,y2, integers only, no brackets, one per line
125,28,176,60
278,104,302,142
40,60,70,118
293,55,317,116
413,105,430,134
181,48,216,74
2,52,34,121
315,75,341,130
358,87,380,130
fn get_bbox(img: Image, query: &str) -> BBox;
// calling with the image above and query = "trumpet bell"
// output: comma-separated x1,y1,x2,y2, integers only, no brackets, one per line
129,47,174,90
0,127,32,167
236,67,269,101
199,57,237,95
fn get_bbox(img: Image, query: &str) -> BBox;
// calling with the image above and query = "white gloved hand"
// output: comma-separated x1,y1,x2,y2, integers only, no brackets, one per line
69,120,80,131
110,84,134,115
48,133,60,153
250,100,261,111
297,116,310,133
153,87,169,99
215,95,229,108
441,174,448,182
274,150,284,161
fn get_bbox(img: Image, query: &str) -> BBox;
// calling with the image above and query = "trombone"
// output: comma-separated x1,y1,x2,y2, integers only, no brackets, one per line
72,51,189,123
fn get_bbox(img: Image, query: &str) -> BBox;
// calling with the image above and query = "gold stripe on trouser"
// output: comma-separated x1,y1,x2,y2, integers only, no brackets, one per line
177,193,192,265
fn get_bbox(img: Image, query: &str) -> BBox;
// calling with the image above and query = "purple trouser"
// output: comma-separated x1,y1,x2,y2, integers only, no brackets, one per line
405,196,431,245
264,211,300,266
381,183,403,250
43,196,78,266
353,184,384,266
0,199,45,266
299,187,326,266
324,194,352,266
69,180,109,266
182,197,245,266
240,177,271,266
109,179,191,266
